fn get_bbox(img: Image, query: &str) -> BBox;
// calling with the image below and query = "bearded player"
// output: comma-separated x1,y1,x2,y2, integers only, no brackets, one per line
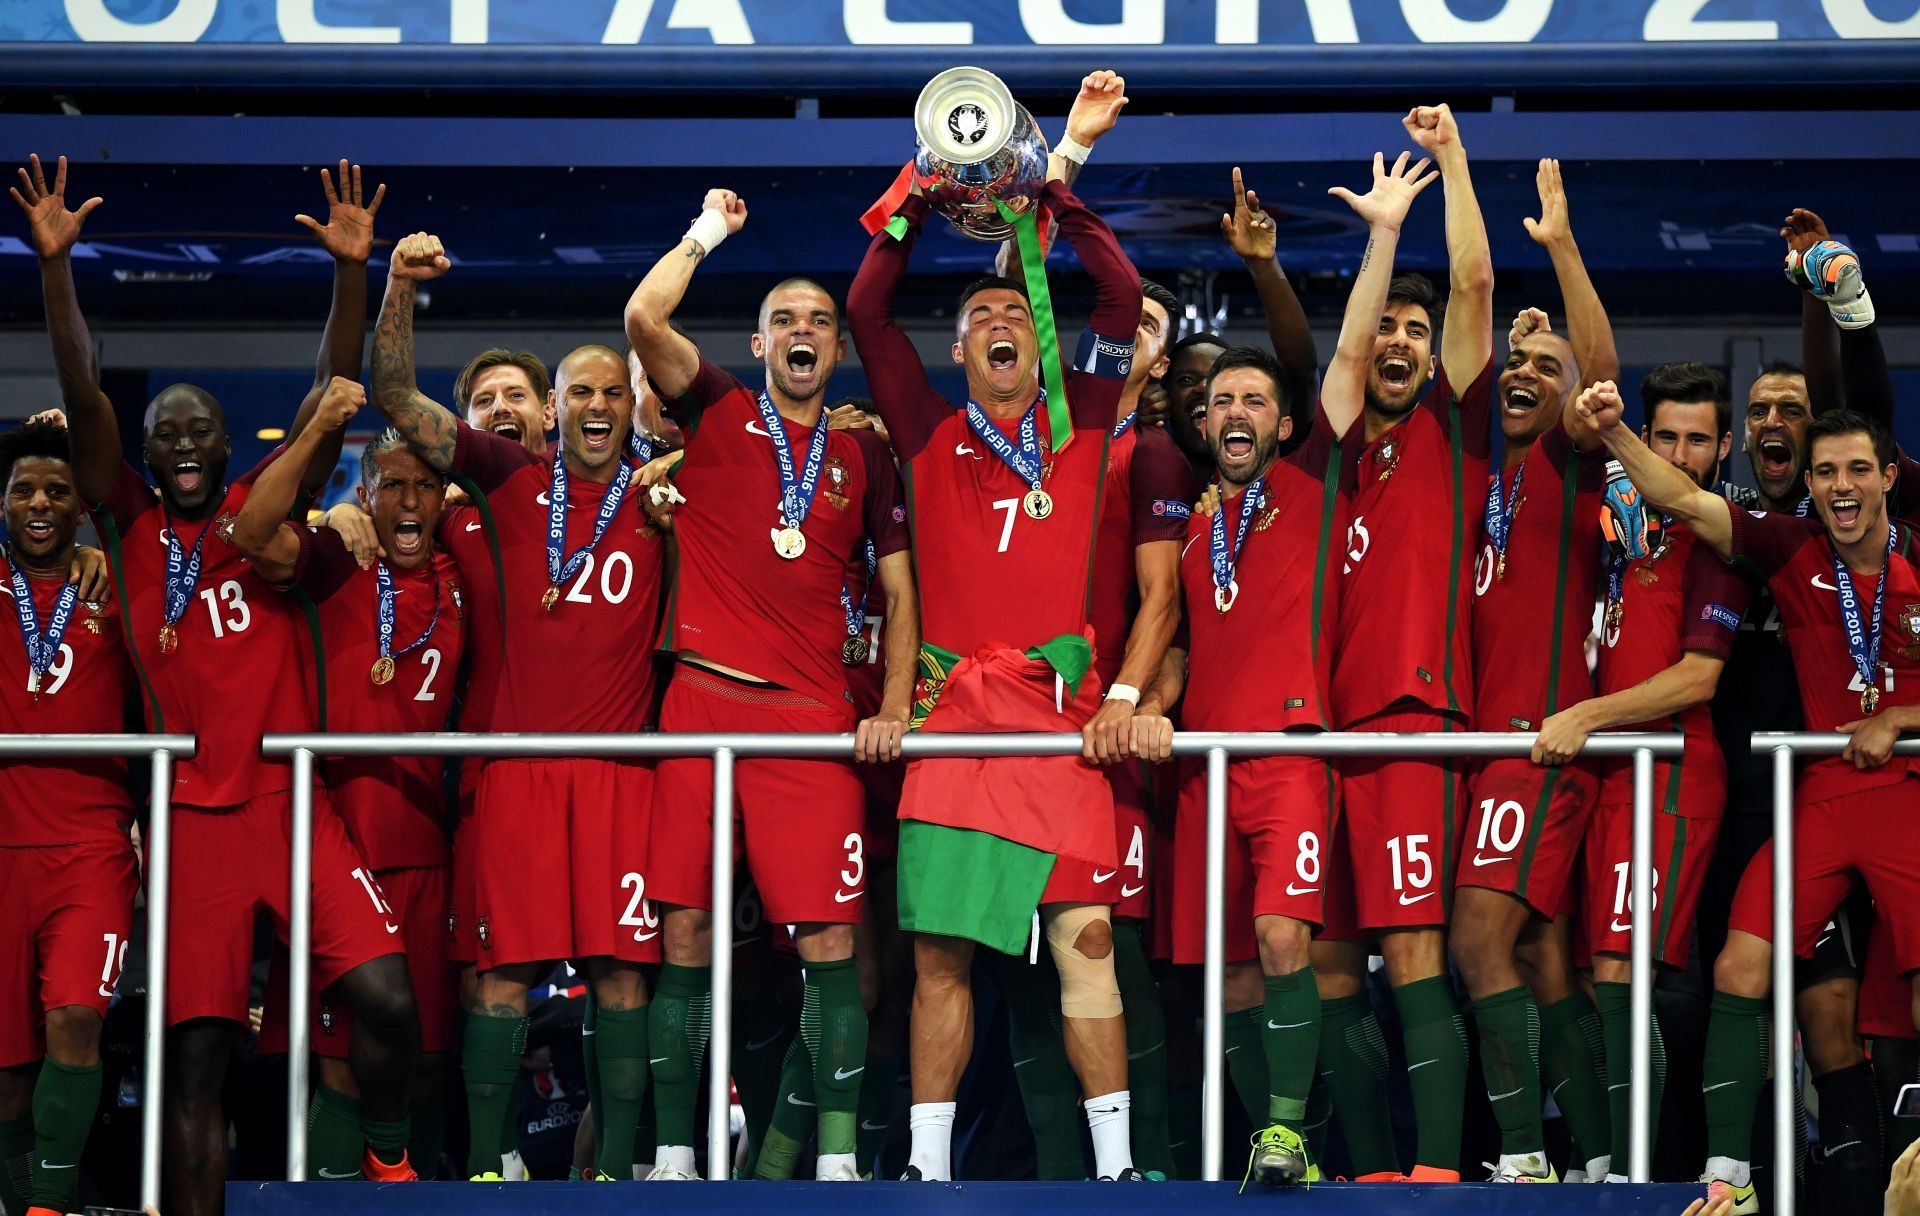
623,188,916,1182
372,232,665,1183
0,419,135,1216
19,154,422,1208
1576,387,1920,1212
847,70,1148,1182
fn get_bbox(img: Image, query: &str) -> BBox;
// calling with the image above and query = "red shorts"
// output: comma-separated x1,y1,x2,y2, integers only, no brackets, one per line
1170,756,1336,965
1729,783,1920,973
1324,708,1465,935
1147,760,1178,960
1581,804,1721,967
0,839,139,1068
649,667,867,926
1042,763,1150,916
167,791,400,1027
1458,758,1598,919
1858,919,1914,1040
447,767,479,965
471,758,657,968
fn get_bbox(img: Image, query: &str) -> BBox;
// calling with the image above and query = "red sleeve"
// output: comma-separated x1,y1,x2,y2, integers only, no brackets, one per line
846,193,949,462
855,430,911,560
451,415,542,493
1679,539,1750,658
1897,449,1920,517
1130,428,1197,544
93,461,157,531
1725,506,1818,579
290,524,361,602
1430,360,1496,464
435,501,479,549
665,357,749,438
1046,180,1144,433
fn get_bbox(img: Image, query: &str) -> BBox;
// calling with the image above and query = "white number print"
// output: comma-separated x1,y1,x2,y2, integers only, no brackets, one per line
1388,834,1433,896
1296,831,1322,885
413,648,443,703
991,497,1020,554
1343,516,1371,575
564,552,635,606
1124,825,1146,880
619,872,659,941
1475,798,1526,857
351,867,401,934
97,932,129,998
840,832,865,889
198,579,250,637
1608,860,1662,934
27,643,73,696
1846,665,1895,696
863,615,885,666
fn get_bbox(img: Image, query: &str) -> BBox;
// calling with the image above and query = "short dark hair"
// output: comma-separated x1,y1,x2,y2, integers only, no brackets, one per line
0,418,71,482
1386,273,1444,336
1807,408,1896,471
360,426,447,492
1140,278,1180,324
1639,361,1731,437
1167,332,1227,365
1205,345,1287,409
760,277,840,330
1759,358,1804,379
956,274,1027,318
454,349,551,413
829,396,874,412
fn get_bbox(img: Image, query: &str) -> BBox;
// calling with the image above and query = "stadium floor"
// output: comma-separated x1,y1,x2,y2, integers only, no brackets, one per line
232,1180,1708,1212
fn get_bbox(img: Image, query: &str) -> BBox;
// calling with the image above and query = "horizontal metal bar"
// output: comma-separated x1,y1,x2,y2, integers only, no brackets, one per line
0,734,197,757
1749,732,1920,756
260,730,1684,759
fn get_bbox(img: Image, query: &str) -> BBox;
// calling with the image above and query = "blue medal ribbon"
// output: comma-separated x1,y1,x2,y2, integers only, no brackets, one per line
629,430,655,465
161,513,213,626
546,449,633,593
1209,475,1266,600
841,538,877,642
8,554,79,691
1111,411,1137,441
1794,494,1812,518
1485,460,1526,564
754,391,830,530
964,396,1046,493
1604,515,1670,624
1832,521,1898,699
374,560,442,663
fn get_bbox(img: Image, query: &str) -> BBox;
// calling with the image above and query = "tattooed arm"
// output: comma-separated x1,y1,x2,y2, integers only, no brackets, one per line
371,231,459,473
625,189,740,406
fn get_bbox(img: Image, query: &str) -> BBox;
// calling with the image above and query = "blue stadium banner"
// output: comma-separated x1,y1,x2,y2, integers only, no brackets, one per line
13,0,1919,46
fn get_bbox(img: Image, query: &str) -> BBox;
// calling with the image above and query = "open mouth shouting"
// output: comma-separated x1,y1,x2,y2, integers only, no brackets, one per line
1829,494,1863,530
390,518,427,559
1503,384,1539,419
1378,355,1414,394
171,459,205,496
786,341,818,378
489,417,524,443
1757,435,1794,483
1217,422,1257,468
18,518,55,547
987,340,1019,372
579,417,615,454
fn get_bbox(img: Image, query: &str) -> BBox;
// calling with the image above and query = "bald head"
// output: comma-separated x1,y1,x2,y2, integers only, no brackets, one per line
144,383,225,433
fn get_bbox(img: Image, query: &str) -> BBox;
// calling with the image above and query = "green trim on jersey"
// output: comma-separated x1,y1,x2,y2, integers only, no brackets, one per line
1440,715,1459,912
1515,764,1562,893
1309,433,1344,728
1540,446,1588,716
1441,394,1466,715
1654,814,1689,963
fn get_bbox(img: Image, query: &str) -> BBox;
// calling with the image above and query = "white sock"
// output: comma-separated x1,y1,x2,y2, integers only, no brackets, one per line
1705,1155,1751,1187
501,1149,526,1181
1086,1089,1134,1179
1498,1151,1548,1175
656,1144,696,1175
1605,1173,1630,1183
632,1161,653,1181
816,1151,858,1179
908,1101,957,1180
1585,1154,1611,1179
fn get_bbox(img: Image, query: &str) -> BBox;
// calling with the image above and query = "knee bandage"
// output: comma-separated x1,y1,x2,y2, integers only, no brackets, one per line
1044,904,1123,1019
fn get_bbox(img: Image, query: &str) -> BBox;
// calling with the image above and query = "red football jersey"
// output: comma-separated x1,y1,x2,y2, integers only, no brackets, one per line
90,458,314,808
0,557,132,845
450,421,665,733
293,528,468,869
1728,509,1920,803
1471,424,1605,731
663,359,909,716
1179,413,1351,733
847,182,1139,657
1091,422,1198,688
1332,364,1494,726
436,500,503,733
1594,522,1748,811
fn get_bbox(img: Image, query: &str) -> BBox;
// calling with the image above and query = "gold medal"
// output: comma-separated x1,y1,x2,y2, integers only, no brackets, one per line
1496,551,1507,581
842,636,870,666
28,671,40,702
541,586,559,611
371,656,395,686
1022,488,1053,520
1215,580,1238,614
774,526,808,560
1862,684,1880,715
1604,599,1623,634
157,624,178,653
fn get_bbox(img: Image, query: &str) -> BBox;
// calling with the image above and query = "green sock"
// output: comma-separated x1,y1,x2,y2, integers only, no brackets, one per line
305,1084,363,1180
995,952,1086,1180
1539,992,1611,1169
733,989,791,1166
1,1114,33,1215
633,1082,656,1170
462,1011,528,1177
1473,985,1544,1156
1113,923,1172,1176
1318,993,1399,1175
593,1005,649,1179
1169,1077,1201,1180
753,1037,813,1179
29,1059,102,1207
647,964,711,1151
1702,991,1770,1162
1393,976,1468,1172
802,957,868,1159
408,1097,444,1180
363,1115,410,1168
1262,969,1320,1128
581,991,603,1158
856,1052,898,1178
1224,1006,1269,1128
1301,1072,1332,1167
1595,980,1667,1167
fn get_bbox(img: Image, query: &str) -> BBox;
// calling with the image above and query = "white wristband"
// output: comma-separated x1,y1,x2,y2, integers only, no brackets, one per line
1104,682,1140,706
1054,135,1092,166
683,209,730,257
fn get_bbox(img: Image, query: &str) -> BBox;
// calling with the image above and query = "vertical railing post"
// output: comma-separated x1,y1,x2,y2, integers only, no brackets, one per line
706,747,737,1180
1628,746,1655,1182
1771,745,1796,1216
140,748,174,1211
286,748,315,1180
1200,745,1229,1183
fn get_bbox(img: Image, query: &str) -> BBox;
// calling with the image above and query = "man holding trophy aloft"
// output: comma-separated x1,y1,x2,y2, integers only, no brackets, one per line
846,69,1148,1182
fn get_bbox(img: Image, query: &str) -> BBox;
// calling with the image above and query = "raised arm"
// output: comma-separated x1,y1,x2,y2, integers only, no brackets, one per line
1323,152,1438,437
1523,158,1616,388
282,161,384,492
231,377,365,584
12,155,117,506
625,189,742,405
370,232,459,472
1784,209,1893,426
1405,105,1493,390
846,195,943,460
1045,179,1141,353
1572,379,1732,556
995,70,1127,276
1221,167,1318,421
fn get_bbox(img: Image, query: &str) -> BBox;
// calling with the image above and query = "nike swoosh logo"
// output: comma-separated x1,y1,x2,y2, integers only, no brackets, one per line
861,1120,888,1132
1488,1086,1525,1101
1012,1057,1037,1067
1702,1080,1739,1093
649,1057,670,1065
635,930,659,941
1285,883,1319,896
1268,1020,1311,1030
316,1167,359,1179
1398,891,1436,905
1551,1080,1568,1097
537,491,551,505
1127,1046,1159,1060
1826,1139,1864,1158
746,420,774,438
39,1161,77,1171
834,889,864,903
954,442,977,457
465,520,482,532
786,1094,816,1107
1408,1059,1438,1072
1610,920,1631,933
834,1066,865,1080
1471,853,1511,867
1224,1045,1241,1055
1811,573,1839,591
385,922,401,934
745,1032,784,1052
1120,884,1145,898
1607,1083,1631,1092
1092,870,1117,883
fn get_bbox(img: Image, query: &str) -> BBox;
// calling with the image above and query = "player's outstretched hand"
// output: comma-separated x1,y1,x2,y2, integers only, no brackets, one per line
1221,166,1276,262
1327,151,1436,234
1837,713,1901,770
315,376,364,432
295,159,385,265
703,188,748,235
27,408,67,429
1065,70,1128,147
323,502,383,568
1531,706,1590,766
1522,158,1572,248
389,231,451,282
68,545,110,602
1130,713,1174,763
1082,698,1136,766
1887,1136,1920,1216
856,707,907,763
1781,207,1832,257
1402,103,1462,157
1571,380,1625,440
11,154,102,260
1509,306,1551,352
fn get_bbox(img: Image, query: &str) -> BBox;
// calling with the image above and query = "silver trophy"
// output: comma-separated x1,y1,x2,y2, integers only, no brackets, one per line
913,66,1049,243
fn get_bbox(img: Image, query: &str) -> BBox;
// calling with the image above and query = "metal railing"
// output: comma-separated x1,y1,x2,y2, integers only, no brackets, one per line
256,728,1683,1183
0,734,195,1213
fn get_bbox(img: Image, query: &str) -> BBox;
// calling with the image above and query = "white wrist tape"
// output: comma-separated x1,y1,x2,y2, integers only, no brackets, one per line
684,209,730,256
1104,682,1141,706
1054,135,1092,165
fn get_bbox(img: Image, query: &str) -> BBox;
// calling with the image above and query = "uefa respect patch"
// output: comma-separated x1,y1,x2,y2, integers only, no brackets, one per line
1700,603,1741,631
